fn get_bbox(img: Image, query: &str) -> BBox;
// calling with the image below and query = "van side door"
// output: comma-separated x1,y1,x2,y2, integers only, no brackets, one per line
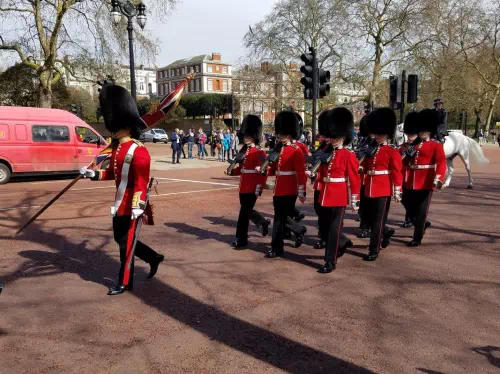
31,124,74,171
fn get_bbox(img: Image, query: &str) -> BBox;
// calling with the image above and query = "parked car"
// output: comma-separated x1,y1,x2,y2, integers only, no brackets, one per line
0,106,108,184
140,128,169,143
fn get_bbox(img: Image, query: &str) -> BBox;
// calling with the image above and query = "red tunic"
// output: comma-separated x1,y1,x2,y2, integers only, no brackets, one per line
294,140,309,157
318,147,360,207
361,143,403,198
399,142,410,184
93,137,150,216
232,145,268,194
268,143,307,197
404,139,446,190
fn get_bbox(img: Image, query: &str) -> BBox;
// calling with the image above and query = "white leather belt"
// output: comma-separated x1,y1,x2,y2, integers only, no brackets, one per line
410,164,436,170
367,170,391,176
323,177,346,183
276,171,296,176
241,169,257,174
111,143,138,216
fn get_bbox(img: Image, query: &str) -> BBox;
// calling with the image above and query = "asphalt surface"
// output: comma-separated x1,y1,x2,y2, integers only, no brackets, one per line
1,144,499,374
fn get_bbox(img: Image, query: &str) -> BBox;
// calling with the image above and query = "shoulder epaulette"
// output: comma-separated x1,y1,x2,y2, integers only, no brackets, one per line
291,144,299,149
132,139,144,147
431,139,440,143
346,148,354,152
388,144,398,149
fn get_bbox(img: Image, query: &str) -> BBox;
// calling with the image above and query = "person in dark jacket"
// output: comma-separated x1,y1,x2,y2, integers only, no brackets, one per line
187,128,195,159
171,128,181,164
433,98,448,143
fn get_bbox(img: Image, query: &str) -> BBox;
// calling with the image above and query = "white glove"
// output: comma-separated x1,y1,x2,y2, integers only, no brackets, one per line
79,167,95,178
131,209,144,220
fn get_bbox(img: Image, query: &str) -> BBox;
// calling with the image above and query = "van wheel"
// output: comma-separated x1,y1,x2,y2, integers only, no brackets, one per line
153,139,157,143
0,164,11,185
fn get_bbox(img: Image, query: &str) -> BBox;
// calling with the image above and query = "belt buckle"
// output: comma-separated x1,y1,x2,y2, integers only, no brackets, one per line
110,206,117,216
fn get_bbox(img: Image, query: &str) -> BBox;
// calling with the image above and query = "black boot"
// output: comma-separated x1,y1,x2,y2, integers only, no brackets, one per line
381,228,395,249
148,254,165,279
365,252,378,261
401,221,413,228
265,250,283,259
314,240,326,249
107,285,130,296
294,212,305,222
294,227,307,248
407,240,421,247
318,261,335,274
337,239,353,258
357,229,369,239
425,221,431,231
0,284,3,294
262,220,271,237
231,238,248,249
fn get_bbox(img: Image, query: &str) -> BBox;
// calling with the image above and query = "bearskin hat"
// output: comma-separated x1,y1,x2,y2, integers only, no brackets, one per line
403,111,419,135
274,110,299,139
240,114,263,143
98,80,146,139
358,115,370,137
366,107,397,137
319,107,354,145
417,108,440,134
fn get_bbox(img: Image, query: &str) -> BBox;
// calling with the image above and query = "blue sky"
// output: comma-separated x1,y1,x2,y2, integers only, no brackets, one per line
147,0,275,68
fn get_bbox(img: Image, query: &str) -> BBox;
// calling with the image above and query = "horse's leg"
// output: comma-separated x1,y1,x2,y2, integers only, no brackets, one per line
460,153,473,189
444,158,454,188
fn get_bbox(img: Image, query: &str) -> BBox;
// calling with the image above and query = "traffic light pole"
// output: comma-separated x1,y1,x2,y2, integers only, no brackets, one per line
400,70,406,124
312,48,318,143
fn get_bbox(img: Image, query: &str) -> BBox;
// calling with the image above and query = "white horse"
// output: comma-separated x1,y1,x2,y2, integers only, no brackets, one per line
395,124,489,189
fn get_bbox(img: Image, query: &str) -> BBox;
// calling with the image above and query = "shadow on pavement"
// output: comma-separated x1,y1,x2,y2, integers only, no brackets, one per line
472,346,500,369
1,195,375,373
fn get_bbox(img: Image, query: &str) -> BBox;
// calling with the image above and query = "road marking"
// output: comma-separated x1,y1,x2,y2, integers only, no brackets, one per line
154,177,238,187
0,186,237,212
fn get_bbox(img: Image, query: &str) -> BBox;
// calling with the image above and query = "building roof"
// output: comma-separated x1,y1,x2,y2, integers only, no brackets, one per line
160,54,231,70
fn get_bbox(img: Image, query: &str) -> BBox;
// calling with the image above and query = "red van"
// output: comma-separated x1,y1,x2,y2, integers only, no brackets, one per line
0,106,108,184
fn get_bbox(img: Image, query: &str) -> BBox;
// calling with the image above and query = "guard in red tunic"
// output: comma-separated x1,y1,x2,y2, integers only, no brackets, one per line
360,108,403,261
315,108,360,273
400,111,419,228
356,114,374,239
262,111,307,258
403,109,447,247
80,81,164,296
226,115,270,248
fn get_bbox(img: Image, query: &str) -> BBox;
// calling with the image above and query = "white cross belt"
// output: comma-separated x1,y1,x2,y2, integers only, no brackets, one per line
367,170,391,175
323,177,346,183
410,164,436,170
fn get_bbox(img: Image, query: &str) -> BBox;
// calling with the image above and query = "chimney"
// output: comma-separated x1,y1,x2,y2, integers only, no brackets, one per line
212,53,221,61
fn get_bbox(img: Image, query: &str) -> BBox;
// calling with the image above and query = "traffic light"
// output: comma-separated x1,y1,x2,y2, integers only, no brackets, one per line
389,76,398,105
318,68,330,98
407,74,418,103
300,49,316,100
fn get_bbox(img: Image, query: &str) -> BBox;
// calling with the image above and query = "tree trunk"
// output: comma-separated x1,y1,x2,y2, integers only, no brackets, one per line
474,111,481,138
370,42,382,106
484,86,500,133
38,70,53,108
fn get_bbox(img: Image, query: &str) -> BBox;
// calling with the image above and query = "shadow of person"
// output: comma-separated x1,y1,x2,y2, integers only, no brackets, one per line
472,346,500,369
416,369,446,374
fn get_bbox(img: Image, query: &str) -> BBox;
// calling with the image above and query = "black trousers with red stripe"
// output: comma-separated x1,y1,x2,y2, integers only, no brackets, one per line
403,189,433,242
365,197,390,254
319,206,348,264
113,216,158,288
236,193,267,240
313,190,327,241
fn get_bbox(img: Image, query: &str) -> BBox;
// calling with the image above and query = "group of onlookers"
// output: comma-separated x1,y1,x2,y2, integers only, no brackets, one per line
169,127,239,164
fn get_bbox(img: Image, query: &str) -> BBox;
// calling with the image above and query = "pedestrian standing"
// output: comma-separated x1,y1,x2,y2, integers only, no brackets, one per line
403,109,447,247
179,129,187,158
217,129,224,162
79,81,164,296
224,129,232,161
261,111,307,259
231,130,239,158
198,128,207,159
307,131,312,146
171,128,181,164
226,115,270,248
315,108,360,273
359,108,403,261
187,128,195,159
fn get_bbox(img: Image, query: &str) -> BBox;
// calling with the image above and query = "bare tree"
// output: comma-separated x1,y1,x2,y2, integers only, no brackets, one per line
0,0,176,108
459,0,500,132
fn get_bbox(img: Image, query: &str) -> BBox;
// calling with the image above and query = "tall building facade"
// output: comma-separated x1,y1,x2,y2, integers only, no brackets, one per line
156,53,232,97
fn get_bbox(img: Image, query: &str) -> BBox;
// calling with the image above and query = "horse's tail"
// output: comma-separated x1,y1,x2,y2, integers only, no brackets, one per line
467,137,489,165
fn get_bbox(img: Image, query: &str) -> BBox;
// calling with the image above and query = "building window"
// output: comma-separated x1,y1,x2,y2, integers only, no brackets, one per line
222,80,228,92
159,71,163,79
189,80,194,92
207,65,213,73
171,82,175,91
181,67,185,75
165,70,168,78
216,65,220,72
195,79,200,91
159,84,163,96
189,67,193,73
195,65,199,73
223,66,228,74
170,70,174,77
139,81,144,91
207,79,213,91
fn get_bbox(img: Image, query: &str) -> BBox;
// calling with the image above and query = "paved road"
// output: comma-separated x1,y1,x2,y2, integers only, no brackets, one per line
1,145,499,373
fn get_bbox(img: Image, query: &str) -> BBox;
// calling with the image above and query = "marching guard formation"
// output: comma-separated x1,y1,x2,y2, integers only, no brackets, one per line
76,80,447,295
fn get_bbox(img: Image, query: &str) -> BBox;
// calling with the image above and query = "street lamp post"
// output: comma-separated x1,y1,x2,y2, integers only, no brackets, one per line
110,0,147,102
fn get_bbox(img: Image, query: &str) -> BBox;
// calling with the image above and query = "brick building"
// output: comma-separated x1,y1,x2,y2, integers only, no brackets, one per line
156,53,232,97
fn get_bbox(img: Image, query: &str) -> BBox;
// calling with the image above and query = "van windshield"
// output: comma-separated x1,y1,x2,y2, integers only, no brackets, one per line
154,129,166,134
